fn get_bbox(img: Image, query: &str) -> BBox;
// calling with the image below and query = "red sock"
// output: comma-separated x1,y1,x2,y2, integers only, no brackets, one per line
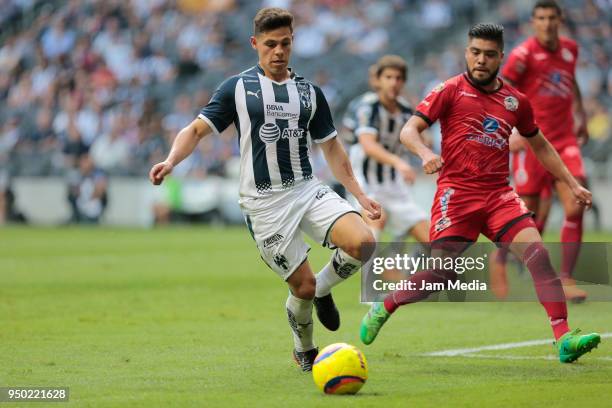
522,242,569,340
383,269,457,314
560,213,583,280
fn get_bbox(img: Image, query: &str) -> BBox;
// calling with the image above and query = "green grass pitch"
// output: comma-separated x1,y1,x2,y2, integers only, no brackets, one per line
1,226,611,407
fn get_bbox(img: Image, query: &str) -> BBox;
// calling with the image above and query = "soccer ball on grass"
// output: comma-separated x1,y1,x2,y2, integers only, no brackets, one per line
312,343,368,395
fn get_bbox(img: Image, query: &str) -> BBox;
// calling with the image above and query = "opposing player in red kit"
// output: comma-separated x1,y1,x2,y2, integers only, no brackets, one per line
491,0,589,302
360,23,601,363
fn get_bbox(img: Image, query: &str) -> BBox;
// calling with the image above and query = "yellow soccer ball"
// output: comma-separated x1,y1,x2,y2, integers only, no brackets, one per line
312,343,368,395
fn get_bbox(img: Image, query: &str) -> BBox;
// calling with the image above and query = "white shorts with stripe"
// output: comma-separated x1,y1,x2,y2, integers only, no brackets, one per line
240,179,358,280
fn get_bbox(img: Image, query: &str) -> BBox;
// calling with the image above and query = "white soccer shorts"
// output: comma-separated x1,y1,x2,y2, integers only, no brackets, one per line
239,179,358,280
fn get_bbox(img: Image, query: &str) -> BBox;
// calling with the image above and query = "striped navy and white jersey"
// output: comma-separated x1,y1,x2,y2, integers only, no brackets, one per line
353,95,413,186
198,65,337,198
341,91,378,145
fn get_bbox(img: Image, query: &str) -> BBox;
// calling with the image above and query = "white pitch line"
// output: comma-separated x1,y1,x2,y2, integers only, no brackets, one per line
460,354,612,362
422,332,612,357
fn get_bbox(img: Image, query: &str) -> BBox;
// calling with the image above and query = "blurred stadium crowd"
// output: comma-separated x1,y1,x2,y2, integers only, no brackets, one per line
0,0,610,224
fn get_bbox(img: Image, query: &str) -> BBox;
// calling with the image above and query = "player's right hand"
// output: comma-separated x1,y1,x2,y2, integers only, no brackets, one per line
394,160,416,184
357,195,382,220
421,152,444,174
571,184,592,209
149,161,174,185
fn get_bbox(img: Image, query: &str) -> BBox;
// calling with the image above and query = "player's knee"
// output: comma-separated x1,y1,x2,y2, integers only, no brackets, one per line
292,275,316,300
343,228,376,261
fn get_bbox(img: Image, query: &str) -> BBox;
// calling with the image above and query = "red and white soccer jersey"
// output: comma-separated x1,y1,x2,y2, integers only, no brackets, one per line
415,73,537,242
503,36,585,194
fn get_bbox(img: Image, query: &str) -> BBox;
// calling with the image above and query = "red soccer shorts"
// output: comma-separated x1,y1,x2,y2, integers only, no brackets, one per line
429,185,534,243
512,145,585,196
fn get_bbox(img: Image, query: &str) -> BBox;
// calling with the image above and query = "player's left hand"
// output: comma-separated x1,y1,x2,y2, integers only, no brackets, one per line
571,184,592,209
358,195,382,220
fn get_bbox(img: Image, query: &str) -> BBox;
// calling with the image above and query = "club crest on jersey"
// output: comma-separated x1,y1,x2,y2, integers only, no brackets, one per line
296,82,312,110
259,123,281,144
483,117,500,133
561,48,574,62
504,96,518,112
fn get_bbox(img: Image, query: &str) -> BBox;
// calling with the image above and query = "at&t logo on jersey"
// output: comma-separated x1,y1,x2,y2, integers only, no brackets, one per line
259,123,281,144
282,128,304,139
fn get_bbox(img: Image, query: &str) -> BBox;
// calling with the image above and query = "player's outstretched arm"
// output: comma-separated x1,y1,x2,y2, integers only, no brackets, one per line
525,131,592,208
319,137,381,220
149,118,212,185
400,115,443,174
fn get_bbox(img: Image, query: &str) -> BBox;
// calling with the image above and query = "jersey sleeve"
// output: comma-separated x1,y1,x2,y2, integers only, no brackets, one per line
502,45,529,85
414,81,453,125
516,94,539,138
309,85,337,143
354,102,378,137
198,76,239,135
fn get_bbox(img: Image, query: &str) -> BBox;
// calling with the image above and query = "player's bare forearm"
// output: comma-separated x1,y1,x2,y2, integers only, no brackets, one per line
166,119,210,166
320,137,366,199
527,132,579,189
150,118,211,185
400,116,432,159
400,116,443,174
359,134,402,167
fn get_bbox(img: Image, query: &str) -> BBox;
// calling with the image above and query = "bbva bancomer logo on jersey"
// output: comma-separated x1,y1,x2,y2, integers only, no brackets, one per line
259,122,304,144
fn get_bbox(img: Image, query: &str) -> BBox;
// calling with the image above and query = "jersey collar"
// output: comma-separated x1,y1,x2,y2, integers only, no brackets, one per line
255,64,299,83
463,72,504,94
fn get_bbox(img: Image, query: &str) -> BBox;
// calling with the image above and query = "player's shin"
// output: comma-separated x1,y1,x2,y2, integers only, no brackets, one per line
383,268,457,314
286,294,315,352
521,242,570,340
560,213,583,280
315,248,361,297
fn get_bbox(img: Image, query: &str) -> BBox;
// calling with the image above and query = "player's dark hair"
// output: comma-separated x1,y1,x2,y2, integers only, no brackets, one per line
468,23,505,51
532,0,562,17
253,8,293,35
376,55,407,80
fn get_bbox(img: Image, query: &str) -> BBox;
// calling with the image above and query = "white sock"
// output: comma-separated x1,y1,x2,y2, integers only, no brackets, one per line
286,294,314,352
315,248,362,297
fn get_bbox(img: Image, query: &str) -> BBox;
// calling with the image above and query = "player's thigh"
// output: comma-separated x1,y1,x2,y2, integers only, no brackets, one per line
409,220,430,243
513,149,552,197
429,187,483,242
299,184,368,251
327,212,375,259
242,206,309,282
482,188,534,243
507,226,542,261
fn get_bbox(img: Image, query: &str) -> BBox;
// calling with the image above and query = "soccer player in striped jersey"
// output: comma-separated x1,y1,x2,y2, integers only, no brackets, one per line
340,64,379,146
360,23,600,363
150,8,381,372
352,55,429,245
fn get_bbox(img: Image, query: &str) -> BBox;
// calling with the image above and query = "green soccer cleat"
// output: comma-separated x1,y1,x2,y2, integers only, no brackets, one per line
555,329,601,363
360,302,391,345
